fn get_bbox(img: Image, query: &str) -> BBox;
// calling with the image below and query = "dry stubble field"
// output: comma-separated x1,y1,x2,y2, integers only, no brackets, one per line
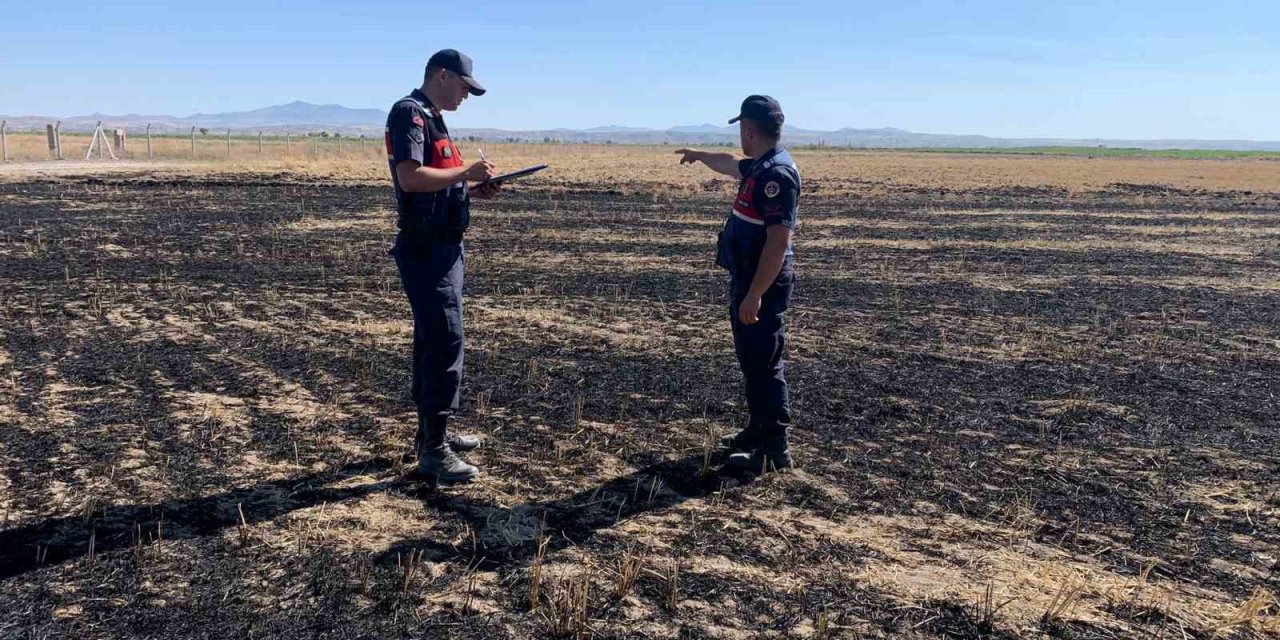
1,147,1279,639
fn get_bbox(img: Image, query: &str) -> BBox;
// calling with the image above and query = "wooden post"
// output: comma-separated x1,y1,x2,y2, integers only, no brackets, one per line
360,135,365,151
146,124,152,160
47,124,57,159
114,129,127,155
258,131,263,155
226,129,231,158
286,133,291,154
190,127,196,157
55,121,63,160
1,120,7,162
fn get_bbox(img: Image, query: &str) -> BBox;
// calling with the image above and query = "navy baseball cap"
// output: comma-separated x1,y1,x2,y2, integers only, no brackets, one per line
728,95,784,127
427,49,486,96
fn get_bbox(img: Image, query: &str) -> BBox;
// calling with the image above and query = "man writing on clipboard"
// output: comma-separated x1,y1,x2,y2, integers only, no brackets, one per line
385,48,500,483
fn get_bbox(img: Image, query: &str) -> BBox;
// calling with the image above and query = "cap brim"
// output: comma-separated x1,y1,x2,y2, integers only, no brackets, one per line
728,115,742,124
462,75,486,96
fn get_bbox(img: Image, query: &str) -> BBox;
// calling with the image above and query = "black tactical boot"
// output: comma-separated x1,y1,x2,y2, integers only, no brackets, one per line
412,414,481,454
415,417,479,483
446,432,482,452
418,445,479,483
725,425,792,473
725,448,793,473
720,420,762,453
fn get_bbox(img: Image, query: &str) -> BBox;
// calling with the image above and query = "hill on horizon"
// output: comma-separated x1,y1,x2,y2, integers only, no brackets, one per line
4,101,1280,152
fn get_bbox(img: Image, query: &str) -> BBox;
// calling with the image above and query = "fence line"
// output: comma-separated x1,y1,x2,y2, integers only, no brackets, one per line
0,124,390,163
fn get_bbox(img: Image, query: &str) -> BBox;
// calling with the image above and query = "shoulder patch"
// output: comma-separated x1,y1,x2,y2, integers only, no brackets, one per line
764,181,780,198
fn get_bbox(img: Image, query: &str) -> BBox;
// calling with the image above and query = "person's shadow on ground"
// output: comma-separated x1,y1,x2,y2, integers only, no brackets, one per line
0,450,759,579
382,451,756,570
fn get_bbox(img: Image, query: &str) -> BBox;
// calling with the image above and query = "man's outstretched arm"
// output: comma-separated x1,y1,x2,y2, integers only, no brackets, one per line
674,148,742,179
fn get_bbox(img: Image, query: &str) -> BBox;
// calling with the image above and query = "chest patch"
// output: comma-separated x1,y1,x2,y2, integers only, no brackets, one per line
431,138,464,169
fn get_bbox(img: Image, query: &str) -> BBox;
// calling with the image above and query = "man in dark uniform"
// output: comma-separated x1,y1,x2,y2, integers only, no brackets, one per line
675,95,800,473
386,48,499,483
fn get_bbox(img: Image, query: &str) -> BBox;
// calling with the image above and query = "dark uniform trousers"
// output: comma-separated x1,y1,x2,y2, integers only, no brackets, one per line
395,242,465,420
729,259,794,439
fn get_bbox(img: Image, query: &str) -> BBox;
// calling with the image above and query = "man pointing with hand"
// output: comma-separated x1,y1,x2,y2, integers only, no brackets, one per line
385,48,500,483
676,95,800,474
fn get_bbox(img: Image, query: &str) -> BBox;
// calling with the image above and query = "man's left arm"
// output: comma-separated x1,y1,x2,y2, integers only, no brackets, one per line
738,172,798,325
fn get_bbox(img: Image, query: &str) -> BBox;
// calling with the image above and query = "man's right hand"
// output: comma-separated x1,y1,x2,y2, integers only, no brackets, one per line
675,148,741,179
465,160,497,183
674,148,703,165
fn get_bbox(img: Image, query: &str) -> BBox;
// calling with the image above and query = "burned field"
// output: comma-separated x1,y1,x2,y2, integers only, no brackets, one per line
1,159,1278,638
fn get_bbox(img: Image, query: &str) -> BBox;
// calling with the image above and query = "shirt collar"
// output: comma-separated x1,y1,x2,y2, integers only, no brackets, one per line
745,145,784,175
410,88,440,117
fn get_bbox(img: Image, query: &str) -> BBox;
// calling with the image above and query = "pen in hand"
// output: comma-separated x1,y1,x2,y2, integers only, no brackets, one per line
475,148,499,191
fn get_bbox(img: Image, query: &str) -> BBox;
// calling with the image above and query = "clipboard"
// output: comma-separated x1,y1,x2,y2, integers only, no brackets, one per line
481,164,548,185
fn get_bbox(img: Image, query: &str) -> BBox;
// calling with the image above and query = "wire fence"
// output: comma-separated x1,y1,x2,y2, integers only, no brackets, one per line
0,121,388,163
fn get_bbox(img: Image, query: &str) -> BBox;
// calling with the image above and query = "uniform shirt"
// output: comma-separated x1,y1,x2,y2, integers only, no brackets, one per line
718,147,800,277
385,89,469,237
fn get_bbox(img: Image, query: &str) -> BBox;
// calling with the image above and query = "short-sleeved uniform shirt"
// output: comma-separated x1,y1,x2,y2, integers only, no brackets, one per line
385,89,469,238
718,147,800,277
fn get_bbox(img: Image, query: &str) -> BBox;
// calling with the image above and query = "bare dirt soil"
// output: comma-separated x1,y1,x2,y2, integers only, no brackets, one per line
1,155,1278,638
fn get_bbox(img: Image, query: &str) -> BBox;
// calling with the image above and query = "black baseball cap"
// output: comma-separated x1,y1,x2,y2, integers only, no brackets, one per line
427,49,486,96
728,95,784,127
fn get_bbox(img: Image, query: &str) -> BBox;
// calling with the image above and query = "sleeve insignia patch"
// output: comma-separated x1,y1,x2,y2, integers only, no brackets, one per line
764,181,781,198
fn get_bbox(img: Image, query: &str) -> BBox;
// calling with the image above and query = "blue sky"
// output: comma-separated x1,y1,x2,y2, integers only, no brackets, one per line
1,0,1277,139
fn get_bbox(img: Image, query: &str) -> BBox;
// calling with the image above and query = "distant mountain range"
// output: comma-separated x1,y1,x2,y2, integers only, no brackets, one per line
4,101,1279,151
